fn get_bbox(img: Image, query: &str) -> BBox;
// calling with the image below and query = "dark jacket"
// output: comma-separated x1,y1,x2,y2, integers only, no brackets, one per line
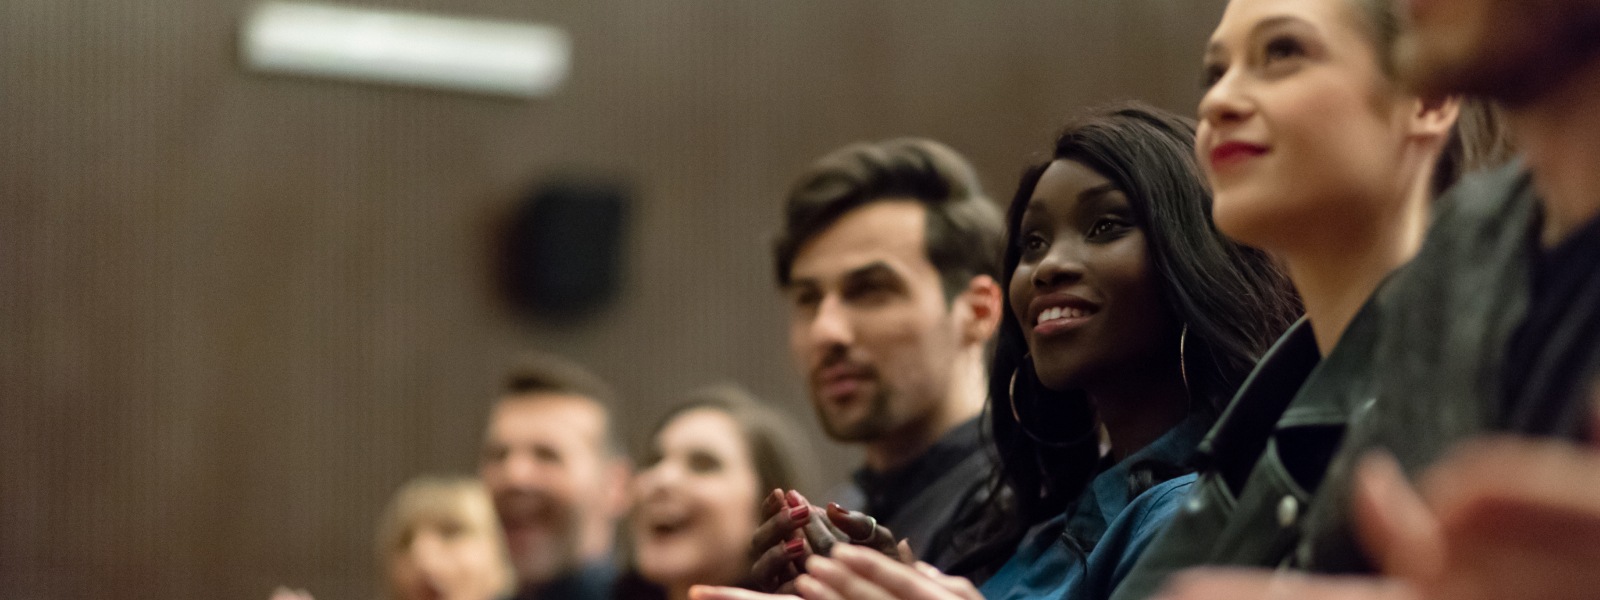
1114,161,1600,599
830,417,993,572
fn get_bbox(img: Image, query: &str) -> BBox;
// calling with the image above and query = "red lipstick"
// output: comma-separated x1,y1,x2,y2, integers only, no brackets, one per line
1209,141,1270,170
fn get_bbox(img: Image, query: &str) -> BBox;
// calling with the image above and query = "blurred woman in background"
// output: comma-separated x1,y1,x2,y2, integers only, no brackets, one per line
620,384,814,600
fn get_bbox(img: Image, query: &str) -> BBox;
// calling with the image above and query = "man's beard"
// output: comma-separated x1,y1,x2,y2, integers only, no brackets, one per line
495,490,580,586
815,383,895,442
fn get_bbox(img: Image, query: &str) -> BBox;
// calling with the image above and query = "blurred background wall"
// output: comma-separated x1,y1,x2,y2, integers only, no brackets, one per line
0,1,1225,597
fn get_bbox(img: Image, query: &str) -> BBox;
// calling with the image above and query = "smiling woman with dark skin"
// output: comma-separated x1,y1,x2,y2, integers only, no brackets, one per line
691,105,1301,600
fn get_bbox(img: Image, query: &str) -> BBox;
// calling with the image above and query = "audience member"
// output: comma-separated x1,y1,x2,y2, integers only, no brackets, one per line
1153,0,1600,597
695,105,1301,600
479,355,631,600
1107,0,1508,595
617,384,815,600
378,476,515,600
748,138,1006,590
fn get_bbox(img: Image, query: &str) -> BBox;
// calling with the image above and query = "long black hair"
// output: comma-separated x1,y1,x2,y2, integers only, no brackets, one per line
951,103,1300,577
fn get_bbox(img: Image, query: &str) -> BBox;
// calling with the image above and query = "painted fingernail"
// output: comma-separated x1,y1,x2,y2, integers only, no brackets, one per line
785,538,805,555
788,505,810,521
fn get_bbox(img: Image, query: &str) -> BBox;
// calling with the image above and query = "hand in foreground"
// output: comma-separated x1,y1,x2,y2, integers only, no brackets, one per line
750,489,908,592
1157,409,1600,600
269,587,315,600
791,544,982,600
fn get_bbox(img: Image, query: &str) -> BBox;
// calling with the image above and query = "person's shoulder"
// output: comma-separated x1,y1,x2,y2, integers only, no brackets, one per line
1430,159,1535,232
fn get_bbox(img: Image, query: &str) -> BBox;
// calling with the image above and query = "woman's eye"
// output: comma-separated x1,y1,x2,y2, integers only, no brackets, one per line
1263,36,1304,64
1020,233,1048,254
1201,63,1226,89
1087,218,1129,239
687,452,722,474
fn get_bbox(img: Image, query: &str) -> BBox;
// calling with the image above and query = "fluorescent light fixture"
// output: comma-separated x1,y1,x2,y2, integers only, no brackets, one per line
241,1,571,98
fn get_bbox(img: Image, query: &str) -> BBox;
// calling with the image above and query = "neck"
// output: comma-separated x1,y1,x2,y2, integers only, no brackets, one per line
1087,361,1189,463
862,348,986,472
1286,177,1431,355
575,525,613,577
1509,55,1600,248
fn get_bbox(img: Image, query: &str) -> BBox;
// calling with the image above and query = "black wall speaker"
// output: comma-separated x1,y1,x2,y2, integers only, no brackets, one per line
504,178,631,318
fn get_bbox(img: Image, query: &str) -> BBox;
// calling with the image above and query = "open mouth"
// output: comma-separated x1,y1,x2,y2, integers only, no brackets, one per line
1030,297,1100,336
642,510,695,539
1035,305,1093,326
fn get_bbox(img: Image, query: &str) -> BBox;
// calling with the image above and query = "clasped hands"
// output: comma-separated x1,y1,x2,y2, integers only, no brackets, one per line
692,489,982,600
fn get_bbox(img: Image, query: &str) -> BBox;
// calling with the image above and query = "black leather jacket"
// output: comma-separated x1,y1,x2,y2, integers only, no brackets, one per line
1114,161,1600,598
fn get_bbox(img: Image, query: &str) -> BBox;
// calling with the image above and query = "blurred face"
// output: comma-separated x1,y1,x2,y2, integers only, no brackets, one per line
478,395,614,587
630,409,761,589
1198,0,1418,252
1396,0,1600,102
387,499,510,600
1008,160,1172,391
785,201,966,442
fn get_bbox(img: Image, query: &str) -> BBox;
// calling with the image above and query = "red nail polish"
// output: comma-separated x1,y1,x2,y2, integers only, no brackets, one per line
789,505,810,521
786,490,805,507
785,538,804,555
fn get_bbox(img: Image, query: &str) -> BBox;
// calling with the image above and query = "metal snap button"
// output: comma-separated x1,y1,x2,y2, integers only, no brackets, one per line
1277,495,1299,528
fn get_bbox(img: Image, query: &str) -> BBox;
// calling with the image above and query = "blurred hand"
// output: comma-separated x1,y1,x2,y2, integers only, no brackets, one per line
791,545,982,600
269,586,315,600
690,586,801,600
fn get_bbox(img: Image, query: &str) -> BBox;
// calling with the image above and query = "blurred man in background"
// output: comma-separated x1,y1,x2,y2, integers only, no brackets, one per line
478,355,630,600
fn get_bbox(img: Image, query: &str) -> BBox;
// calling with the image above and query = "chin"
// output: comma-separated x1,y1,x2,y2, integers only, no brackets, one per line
1210,182,1308,250
638,558,707,589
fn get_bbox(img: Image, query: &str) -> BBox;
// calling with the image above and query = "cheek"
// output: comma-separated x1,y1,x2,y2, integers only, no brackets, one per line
1100,243,1166,333
1216,77,1400,246
788,319,811,363
701,477,759,538
1007,268,1032,325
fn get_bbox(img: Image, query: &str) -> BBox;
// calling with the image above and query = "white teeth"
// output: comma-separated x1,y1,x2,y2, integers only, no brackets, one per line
1038,306,1092,326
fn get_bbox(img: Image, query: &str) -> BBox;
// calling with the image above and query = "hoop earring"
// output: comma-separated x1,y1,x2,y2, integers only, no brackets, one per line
1008,355,1097,447
1179,323,1191,398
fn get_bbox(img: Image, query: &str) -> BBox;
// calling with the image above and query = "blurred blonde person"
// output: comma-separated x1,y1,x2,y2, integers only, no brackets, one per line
377,476,514,600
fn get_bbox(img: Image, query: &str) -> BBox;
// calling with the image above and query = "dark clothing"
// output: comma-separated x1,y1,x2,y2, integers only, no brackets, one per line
1302,161,1597,573
1497,206,1600,437
1110,318,1351,600
1114,161,1600,599
832,417,993,571
978,414,1210,600
512,559,617,600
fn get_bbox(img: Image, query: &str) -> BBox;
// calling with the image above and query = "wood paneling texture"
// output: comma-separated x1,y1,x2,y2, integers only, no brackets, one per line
0,1,1225,597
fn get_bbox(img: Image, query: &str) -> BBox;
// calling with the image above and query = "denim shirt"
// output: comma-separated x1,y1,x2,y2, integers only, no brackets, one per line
978,414,1210,600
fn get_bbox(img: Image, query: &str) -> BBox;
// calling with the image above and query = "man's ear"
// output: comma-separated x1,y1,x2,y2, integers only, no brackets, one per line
956,275,1003,346
1410,94,1462,142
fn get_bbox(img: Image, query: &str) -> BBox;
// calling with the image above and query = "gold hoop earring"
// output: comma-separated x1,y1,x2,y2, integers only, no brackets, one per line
1179,323,1193,403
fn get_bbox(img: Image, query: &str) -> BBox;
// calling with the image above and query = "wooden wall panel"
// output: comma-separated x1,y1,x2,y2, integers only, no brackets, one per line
0,1,1225,597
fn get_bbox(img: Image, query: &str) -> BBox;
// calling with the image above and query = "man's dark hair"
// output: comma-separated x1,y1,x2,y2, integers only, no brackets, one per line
497,352,622,457
772,138,1005,301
